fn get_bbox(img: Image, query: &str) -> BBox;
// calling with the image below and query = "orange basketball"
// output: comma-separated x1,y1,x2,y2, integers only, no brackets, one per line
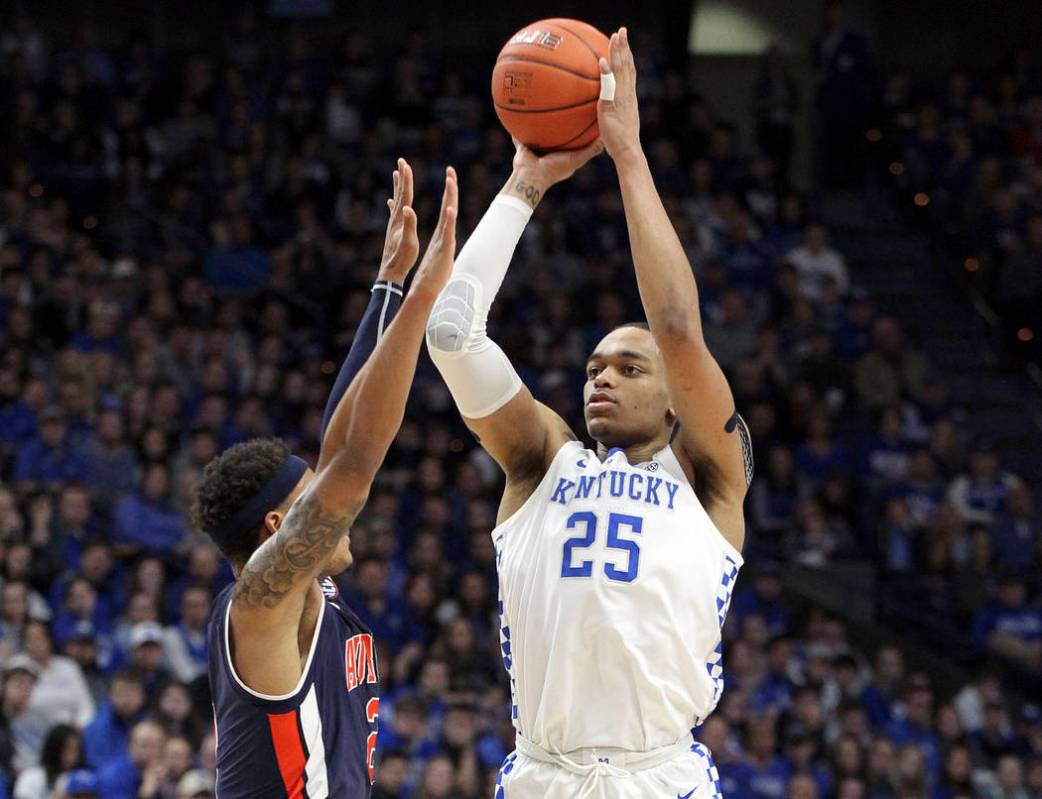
492,18,610,152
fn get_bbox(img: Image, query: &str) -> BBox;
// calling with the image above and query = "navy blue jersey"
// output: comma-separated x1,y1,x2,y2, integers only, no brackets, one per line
208,576,379,798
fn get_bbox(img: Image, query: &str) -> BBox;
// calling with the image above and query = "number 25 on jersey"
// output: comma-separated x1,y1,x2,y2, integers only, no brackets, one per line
560,511,643,583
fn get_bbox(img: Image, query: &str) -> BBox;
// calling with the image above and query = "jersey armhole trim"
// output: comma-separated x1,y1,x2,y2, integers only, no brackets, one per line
223,592,326,702
490,440,584,540
663,443,745,567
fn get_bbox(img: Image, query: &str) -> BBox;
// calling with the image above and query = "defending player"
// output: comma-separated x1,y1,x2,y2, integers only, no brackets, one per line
191,162,458,798
426,29,751,798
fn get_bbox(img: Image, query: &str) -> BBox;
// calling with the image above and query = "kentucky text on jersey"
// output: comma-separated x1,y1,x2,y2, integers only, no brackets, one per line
549,470,681,509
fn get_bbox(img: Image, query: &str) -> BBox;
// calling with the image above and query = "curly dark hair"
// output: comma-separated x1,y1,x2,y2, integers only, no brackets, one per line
190,437,290,566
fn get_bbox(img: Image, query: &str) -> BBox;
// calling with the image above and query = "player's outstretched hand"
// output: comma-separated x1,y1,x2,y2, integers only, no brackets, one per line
411,167,458,300
597,27,641,162
379,157,420,284
511,136,604,195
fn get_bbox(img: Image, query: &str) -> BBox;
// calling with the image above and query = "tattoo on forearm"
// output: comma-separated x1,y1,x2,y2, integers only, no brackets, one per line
514,181,541,208
725,411,755,487
234,494,358,608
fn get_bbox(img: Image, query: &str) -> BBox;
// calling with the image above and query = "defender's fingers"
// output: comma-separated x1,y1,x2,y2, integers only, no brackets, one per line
400,159,414,207
402,206,417,239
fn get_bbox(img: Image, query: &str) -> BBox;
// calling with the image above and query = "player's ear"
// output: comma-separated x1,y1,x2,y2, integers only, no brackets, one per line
665,405,677,426
261,510,283,540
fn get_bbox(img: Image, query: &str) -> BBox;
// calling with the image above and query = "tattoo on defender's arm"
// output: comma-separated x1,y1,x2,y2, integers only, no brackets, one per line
234,493,358,609
725,410,755,487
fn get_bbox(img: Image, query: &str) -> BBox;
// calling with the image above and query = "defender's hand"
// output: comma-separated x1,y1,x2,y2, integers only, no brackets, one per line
379,158,420,284
597,27,642,162
410,167,458,300
506,137,604,208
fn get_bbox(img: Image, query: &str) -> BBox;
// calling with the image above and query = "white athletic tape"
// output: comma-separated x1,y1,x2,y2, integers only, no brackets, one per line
599,71,616,102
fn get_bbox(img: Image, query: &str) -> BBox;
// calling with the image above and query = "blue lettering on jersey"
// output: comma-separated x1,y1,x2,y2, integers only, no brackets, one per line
576,475,597,499
645,476,662,505
550,468,681,510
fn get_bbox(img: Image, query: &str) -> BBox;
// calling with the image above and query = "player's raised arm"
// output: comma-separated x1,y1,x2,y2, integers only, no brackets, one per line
233,169,459,615
426,141,600,492
597,28,751,548
318,158,418,454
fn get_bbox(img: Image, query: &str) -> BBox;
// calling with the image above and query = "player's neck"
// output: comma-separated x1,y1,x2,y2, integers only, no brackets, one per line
595,438,667,466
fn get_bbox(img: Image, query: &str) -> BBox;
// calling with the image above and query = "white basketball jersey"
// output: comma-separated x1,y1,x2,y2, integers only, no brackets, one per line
493,440,743,753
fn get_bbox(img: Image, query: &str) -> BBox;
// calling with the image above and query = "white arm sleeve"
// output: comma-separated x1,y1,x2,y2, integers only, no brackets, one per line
426,194,532,419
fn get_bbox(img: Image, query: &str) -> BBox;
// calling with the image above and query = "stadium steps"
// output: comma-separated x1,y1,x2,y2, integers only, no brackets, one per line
829,207,1042,493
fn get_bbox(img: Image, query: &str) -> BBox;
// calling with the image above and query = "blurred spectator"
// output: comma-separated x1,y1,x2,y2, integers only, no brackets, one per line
96,720,166,799
853,318,929,411
971,574,1042,668
161,588,209,684
12,723,82,799
784,224,849,301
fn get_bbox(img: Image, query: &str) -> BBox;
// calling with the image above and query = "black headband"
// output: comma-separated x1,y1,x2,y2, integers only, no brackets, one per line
212,454,309,548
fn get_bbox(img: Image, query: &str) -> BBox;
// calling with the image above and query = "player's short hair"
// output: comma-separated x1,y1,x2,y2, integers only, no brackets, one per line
191,438,291,566
612,321,651,333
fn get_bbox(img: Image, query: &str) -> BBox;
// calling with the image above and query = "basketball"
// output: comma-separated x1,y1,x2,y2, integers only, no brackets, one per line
491,18,610,152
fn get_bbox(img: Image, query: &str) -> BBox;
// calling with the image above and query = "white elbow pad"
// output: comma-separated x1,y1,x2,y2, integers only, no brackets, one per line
426,195,531,418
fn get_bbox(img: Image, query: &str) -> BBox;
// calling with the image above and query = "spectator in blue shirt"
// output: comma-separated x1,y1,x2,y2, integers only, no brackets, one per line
992,483,1040,571
971,573,1042,668
83,669,147,770
96,719,166,799
883,677,942,776
746,718,792,799
0,367,35,454
71,300,123,357
14,407,89,491
112,464,186,557
732,563,791,636
860,645,905,727
83,408,140,507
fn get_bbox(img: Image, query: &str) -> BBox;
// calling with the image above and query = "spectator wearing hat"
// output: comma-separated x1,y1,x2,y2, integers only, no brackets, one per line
60,769,100,798
123,623,171,693
60,621,108,703
0,655,43,775
12,723,83,799
83,669,146,770
13,406,89,491
96,720,166,799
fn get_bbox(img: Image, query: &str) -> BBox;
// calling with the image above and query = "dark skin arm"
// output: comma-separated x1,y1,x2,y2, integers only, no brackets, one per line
229,169,458,695
598,29,750,551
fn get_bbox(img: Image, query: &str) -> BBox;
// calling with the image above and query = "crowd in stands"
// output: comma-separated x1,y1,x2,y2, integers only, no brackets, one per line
0,5,1039,798
875,48,1042,362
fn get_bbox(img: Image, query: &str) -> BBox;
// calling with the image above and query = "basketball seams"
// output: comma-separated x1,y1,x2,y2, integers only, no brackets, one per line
547,20,604,63
494,54,600,82
546,115,599,151
492,18,608,151
494,98,599,115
